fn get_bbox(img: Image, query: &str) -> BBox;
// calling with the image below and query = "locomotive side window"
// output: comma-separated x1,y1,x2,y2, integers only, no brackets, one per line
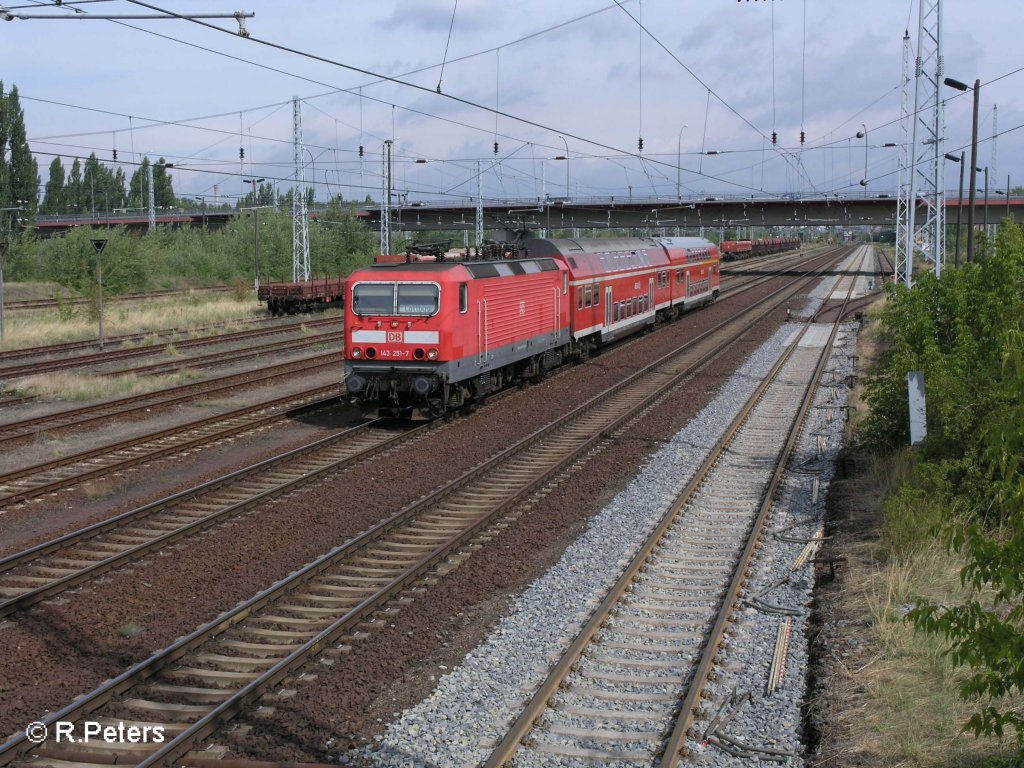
578,288,584,310
459,282,468,314
563,272,568,294
352,283,395,316
396,283,441,316
593,285,599,306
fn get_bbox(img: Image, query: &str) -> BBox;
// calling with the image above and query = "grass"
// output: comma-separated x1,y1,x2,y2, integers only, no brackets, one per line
0,287,263,352
2,281,73,302
10,369,200,401
852,538,1022,767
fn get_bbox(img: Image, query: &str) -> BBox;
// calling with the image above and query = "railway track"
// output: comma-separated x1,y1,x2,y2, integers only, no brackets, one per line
481,250,865,768
0,247,850,768
0,317,340,379
0,418,425,616
0,387,341,509
0,247,840,506
2,286,232,312
0,352,342,446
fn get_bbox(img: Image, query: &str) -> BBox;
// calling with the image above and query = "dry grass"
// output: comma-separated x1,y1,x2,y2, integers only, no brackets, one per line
840,538,1022,767
3,281,70,302
0,290,262,352
10,369,199,401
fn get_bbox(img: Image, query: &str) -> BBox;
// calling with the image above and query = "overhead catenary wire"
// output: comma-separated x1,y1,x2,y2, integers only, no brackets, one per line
19,0,829,200
109,0,770,196
22,1,1024,203
436,0,458,93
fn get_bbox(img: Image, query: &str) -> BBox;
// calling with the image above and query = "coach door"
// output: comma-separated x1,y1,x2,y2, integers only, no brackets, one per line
648,278,654,314
605,286,613,327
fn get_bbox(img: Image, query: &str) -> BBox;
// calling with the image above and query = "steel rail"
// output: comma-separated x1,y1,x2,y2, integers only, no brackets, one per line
0,248,848,610
3,286,232,312
0,317,339,377
481,295,820,768
132,246,853,768
483,247,864,767
0,419,426,617
108,331,345,378
658,249,864,767
0,352,342,444
0,387,340,507
0,248,850,768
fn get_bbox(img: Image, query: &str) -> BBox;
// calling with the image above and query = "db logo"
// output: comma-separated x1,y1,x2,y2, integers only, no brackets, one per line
386,331,404,342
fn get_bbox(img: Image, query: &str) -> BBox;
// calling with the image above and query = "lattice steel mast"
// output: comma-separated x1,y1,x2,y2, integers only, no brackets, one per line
895,30,912,286
380,140,393,256
904,0,945,279
292,96,311,283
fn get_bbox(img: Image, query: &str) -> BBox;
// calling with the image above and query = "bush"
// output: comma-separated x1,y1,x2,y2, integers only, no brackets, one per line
863,220,1024,744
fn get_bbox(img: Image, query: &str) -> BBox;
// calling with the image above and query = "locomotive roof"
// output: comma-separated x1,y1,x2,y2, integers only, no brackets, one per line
520,236,714,258
361,257,561,279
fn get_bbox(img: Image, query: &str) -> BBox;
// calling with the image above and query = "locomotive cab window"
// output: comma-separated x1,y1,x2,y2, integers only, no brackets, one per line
352,283,394,316
396,283,440,316
459,282,468,314
352,282,440,317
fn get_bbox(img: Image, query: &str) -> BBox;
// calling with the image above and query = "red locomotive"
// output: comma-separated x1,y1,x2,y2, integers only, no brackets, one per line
720,235,801,261
343,236,720,419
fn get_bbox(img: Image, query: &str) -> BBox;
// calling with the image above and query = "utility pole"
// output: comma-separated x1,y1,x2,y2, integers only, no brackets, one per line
0,241,7,342
147,161,156,231
292,96,311,282
895,29,912,286
91,239,107,350
905,0,946,278
475,160,484,248
380,139,393,256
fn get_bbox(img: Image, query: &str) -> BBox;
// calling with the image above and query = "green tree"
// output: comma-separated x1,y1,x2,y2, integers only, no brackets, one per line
5,85,39,215
41,156,66,214
66,157,83,213
0,81,9,210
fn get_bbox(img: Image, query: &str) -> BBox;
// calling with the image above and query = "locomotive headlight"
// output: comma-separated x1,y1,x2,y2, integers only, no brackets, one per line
427,348,439,360
351,347,363,359
391,320,399,328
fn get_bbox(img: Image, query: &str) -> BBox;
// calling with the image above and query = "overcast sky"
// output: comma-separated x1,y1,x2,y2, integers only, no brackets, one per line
4,0,1021,206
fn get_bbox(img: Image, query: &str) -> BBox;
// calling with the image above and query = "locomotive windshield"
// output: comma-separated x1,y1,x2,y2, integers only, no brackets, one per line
352,282,440,316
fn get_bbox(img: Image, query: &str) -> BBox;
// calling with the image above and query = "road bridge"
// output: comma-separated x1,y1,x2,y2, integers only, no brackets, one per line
26,194,1024,237
363,193,1024,236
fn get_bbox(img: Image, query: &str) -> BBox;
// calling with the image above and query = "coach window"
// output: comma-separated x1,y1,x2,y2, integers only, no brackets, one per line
585,285,592,308
633,297,639,315
578,287,584,310
563,272,568,294
613,303,619,322
459,282,468,314
593,284,599,306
